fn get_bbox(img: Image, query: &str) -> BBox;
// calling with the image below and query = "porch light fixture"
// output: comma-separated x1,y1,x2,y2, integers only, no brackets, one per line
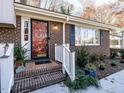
53,25,58,31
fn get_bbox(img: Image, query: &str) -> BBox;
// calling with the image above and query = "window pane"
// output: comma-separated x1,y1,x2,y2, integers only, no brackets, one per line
75,27,100,46
88,29,94,44
24,35,28,41
95,31,100,44
24,28,28,34
75,27,81,45
24,21,28,28
24,20,29,41
111,40,119,45
81,28,85,45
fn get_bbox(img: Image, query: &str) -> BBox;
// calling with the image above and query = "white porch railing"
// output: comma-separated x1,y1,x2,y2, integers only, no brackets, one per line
0,44,14,93
55,44,75,81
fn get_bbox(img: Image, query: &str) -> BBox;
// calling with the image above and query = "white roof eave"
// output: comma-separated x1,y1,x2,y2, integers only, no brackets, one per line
14,3,123,31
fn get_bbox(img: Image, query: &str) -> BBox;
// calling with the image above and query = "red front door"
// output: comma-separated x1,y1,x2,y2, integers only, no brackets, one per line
31,20,48,59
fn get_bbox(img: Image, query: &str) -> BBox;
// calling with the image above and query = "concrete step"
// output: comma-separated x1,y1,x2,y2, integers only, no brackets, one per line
13,71,65,93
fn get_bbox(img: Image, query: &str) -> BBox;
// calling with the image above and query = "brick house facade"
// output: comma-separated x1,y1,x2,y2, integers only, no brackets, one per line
0,16,110,60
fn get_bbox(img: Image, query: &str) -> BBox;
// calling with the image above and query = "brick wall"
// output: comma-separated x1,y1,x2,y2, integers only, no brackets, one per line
49,21,63,60
0,16,21,46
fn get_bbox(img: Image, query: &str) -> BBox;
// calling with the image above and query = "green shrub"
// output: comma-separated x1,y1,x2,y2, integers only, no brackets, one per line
90,54,99,62
111,61,118,66
85,63,96,71
120,50,124,59
87,77,99,87
64,69,100,92
60,6,71,15
110,51,117,59
76,47,89,68
99,54,105,61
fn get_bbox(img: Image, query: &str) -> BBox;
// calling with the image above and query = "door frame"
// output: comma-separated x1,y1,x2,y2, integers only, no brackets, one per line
31,19,49,60
21,17,31,60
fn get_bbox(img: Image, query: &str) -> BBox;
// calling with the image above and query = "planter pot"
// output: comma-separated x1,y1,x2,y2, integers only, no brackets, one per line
15,60,27,67
15,62,22,68
111,64,116,66
120,60,124,63
85,70,96,78
16,66,26,73
85,69,90,75
99,67,105,70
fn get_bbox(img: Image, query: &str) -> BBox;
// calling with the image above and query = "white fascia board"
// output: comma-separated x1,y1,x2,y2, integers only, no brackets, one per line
69,16,123,31
14,3,66,20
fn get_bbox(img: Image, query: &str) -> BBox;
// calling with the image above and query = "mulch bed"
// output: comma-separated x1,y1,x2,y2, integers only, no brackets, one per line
95,58,124,79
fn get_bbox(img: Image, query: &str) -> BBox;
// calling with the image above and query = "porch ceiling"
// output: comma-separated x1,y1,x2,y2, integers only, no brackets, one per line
14,3,123,31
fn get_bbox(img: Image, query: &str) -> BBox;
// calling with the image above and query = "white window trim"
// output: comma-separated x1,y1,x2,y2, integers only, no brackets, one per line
75,43,100,46
75,26,101,46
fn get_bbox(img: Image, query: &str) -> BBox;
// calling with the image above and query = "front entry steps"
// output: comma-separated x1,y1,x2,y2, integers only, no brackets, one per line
13,71,65,93
12,61,65,93
15,64,62,80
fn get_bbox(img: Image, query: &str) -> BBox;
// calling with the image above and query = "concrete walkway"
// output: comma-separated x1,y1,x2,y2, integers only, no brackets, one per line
32,70,124,93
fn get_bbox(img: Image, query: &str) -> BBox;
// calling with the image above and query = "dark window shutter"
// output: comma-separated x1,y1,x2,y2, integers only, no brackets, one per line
100,30,103,46
70,25,75,46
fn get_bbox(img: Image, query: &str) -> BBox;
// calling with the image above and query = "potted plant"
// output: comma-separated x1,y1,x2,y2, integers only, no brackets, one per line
99,63,105,70
111,61,117,66
14,44,28,68
84,63,96,78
